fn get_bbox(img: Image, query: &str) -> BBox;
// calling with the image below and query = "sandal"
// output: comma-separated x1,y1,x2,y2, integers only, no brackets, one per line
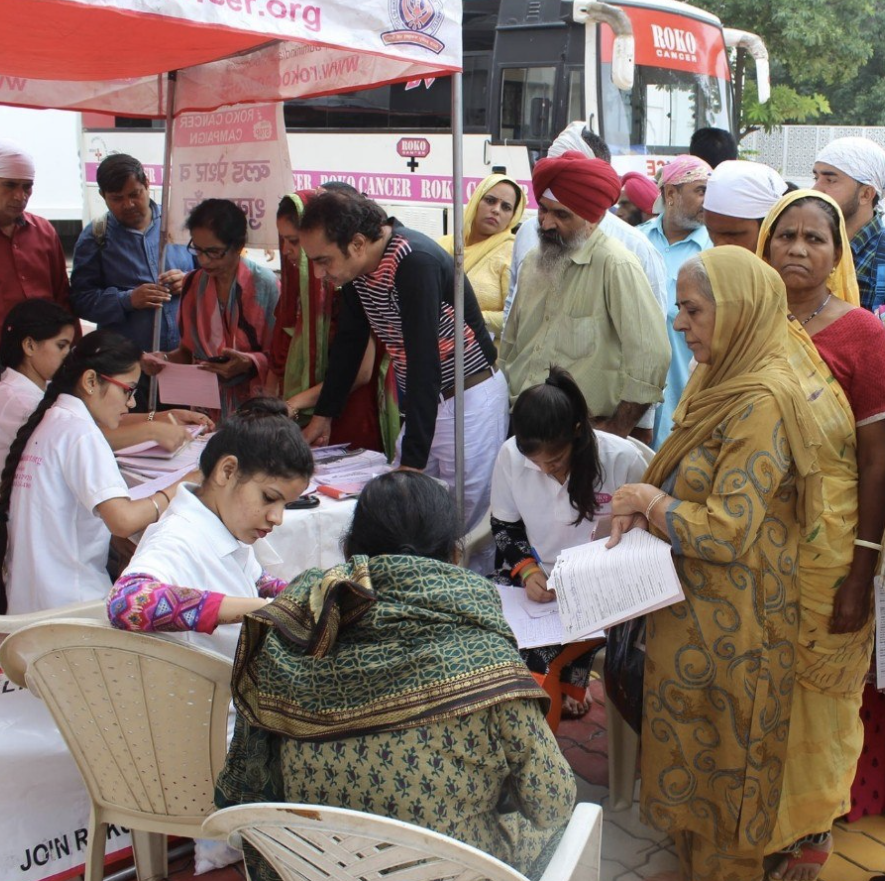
768,832,832,880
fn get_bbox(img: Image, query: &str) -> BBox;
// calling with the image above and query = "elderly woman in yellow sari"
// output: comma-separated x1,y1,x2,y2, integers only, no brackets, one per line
607,246,822,881
755,190,885,881
438,173,525,342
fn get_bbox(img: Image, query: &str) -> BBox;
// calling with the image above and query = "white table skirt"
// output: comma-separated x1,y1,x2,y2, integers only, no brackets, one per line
255,495,357,581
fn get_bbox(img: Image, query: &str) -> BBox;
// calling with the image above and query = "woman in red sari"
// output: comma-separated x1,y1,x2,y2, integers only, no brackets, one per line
269,191,398,457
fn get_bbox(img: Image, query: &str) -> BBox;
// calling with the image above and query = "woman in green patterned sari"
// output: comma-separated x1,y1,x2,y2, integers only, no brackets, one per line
216,472,576,881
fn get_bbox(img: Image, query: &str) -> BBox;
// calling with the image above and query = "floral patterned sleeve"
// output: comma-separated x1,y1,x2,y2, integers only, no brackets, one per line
491,515,536,581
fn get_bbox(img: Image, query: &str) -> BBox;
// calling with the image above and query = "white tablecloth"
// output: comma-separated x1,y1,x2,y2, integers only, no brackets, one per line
255,495,357,580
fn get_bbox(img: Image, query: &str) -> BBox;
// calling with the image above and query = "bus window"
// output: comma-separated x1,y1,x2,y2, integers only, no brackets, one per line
463,53,491,131
600,63,730,154
500,67,556,141
566,68,584,125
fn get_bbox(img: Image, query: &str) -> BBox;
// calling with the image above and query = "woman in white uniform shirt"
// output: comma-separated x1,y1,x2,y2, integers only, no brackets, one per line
0,300,76,467
491,366,647,717
0,330,182,614
0,300,213,471
107,397,313,660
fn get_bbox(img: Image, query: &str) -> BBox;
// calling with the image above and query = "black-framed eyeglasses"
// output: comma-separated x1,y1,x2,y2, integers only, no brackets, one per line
99,374,138,402
187,240,231,260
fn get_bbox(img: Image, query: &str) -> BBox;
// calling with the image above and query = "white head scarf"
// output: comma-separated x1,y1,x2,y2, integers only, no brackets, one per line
547,121,596,160
816,136,885,196
0,140,35,180
703,160,788,219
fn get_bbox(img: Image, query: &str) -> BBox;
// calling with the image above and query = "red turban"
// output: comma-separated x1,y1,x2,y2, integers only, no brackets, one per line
621,171,659,215
532,151,622,222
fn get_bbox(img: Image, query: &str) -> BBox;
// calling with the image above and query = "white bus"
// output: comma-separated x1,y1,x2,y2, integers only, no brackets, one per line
72,0,768,236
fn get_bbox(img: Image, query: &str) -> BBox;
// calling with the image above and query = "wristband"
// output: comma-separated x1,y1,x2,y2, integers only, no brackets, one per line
519,564,541,583
854,538,883,552
147,410,155,422
150,497,161,522
511,557,538,580
645,491,667,521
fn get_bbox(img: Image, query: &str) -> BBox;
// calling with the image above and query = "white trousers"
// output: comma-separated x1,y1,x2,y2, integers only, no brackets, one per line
397,369,509,534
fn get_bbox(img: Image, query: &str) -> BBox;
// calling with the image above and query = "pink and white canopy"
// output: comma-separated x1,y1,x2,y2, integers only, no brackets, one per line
0,0,461,115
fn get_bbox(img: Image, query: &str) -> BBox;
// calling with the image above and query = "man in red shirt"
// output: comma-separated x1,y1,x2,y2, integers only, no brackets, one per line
0,139,74,326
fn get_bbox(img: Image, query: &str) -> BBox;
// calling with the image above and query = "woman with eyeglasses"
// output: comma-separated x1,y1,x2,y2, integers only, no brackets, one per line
0,329,185,615
147,199,279,419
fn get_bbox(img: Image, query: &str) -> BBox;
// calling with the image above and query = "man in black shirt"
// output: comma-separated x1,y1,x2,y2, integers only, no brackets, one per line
299,192,509,533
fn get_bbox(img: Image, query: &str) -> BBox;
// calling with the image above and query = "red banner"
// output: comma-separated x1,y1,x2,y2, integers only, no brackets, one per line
600,5,731,80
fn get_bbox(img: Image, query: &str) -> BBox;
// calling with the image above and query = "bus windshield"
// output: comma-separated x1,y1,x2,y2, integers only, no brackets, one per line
600,63,731,154
598,4,732,155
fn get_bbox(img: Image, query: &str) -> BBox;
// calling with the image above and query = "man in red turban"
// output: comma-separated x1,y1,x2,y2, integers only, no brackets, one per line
617,172,659,226
499,150,670,439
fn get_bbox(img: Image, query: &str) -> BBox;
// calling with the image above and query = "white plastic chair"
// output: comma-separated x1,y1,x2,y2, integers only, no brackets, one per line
203,801,602,881
0,619,233,881
0,598,107,642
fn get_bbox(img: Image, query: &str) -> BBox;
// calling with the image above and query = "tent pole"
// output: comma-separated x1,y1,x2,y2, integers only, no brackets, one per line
149,69,178,410
451,71,465,530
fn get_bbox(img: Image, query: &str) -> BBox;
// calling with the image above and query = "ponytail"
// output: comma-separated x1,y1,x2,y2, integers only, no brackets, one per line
511,365,601,525
0,329,141,613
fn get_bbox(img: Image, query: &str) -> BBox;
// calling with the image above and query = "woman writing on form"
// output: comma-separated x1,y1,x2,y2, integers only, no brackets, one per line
0,330,184,614
490,365,647,718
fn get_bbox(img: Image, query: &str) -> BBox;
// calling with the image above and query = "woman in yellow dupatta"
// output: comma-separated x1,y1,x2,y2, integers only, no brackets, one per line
607,246,822,881
438,173,525,343
756,189,885,880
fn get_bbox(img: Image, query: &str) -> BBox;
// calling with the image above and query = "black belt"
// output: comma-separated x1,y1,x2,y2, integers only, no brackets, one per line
440,367,494,401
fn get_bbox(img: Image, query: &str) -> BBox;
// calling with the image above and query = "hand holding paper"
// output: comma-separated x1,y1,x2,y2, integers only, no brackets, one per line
157,362,221,410
551,529,683,641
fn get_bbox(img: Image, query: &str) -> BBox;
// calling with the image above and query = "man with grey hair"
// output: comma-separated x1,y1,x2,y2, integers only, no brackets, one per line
0,139,74,326
813,136,885,310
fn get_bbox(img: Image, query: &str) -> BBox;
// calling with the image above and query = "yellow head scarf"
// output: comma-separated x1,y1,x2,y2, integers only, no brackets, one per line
438,173,525,274
645,246,822,526
756,188,860,306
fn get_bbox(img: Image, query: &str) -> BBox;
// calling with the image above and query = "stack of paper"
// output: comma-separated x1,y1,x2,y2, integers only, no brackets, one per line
114,425,205,460
551,529,683,641
311,448,390,498
116,435,209,481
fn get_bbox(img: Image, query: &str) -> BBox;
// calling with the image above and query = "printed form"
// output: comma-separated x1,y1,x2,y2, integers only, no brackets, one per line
551,529,683,641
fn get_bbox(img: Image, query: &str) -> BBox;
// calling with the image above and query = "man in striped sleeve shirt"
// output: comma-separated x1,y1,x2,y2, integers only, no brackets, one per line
298,192,509,533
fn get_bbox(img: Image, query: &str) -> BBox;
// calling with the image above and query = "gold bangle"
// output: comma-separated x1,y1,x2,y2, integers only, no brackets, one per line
645,491,667,521
157,489,171,506
149,497,161,522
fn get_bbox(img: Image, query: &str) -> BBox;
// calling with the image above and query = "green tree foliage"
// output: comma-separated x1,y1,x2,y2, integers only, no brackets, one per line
702,0,875,134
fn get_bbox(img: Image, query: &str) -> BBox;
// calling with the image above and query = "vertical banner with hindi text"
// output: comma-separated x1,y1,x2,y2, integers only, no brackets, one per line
168,103,292,250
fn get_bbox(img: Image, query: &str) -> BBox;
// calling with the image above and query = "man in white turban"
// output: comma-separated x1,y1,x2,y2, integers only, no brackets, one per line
703,160,788,251
0,139,74,327
813,136,885,310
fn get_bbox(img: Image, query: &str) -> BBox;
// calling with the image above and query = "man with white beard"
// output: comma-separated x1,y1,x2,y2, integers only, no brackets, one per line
498,152,669,439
